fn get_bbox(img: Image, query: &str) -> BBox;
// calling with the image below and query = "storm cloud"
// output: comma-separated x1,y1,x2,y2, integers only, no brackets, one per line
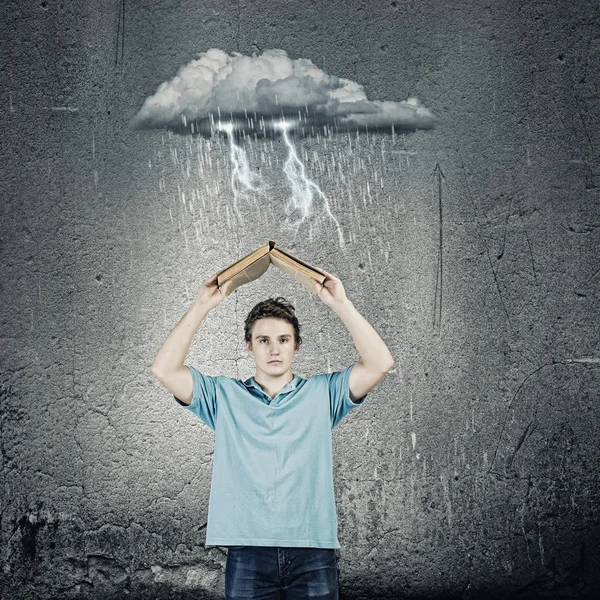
131,48,436,137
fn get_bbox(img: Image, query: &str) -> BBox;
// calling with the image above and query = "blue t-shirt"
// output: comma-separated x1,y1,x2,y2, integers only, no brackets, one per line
174,363,367,548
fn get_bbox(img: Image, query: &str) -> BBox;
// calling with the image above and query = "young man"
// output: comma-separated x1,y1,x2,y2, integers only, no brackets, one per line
151,269,394,599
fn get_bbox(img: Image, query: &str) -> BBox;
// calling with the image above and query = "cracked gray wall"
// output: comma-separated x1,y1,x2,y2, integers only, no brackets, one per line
1,1,599,599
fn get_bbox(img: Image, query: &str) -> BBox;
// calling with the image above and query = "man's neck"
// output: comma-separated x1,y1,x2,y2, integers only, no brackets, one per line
253,371,294,399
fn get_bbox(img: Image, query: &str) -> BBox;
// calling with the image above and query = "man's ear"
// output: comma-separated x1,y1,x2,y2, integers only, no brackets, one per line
246,340,253,354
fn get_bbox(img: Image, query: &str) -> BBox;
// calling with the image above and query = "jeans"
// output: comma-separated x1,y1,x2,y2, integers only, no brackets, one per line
225,546,340,599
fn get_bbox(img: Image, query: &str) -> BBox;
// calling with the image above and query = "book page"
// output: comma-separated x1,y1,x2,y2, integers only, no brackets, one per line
217,243,270,283
222,253,271,296
270,254,325,295
270,247,328,279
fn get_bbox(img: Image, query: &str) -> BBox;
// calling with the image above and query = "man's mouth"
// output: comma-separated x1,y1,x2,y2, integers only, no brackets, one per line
268,360,282,363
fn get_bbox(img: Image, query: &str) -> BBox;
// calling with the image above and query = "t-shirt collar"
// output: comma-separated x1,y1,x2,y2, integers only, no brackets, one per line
242,374,301,393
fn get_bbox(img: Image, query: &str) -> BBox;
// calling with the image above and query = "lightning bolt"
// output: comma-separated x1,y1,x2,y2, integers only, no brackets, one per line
216,118,344,249
219,121,265,217
278,122,344,248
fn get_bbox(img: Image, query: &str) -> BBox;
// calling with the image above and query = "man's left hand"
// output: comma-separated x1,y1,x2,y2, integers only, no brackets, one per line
312,271,348,306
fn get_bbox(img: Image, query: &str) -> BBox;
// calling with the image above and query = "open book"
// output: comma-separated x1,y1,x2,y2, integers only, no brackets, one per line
216,241,328,296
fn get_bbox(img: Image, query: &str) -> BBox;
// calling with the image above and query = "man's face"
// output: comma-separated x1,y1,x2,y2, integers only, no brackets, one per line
246,318,298,377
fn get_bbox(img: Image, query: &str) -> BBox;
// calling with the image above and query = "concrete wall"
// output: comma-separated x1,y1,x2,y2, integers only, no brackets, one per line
1,1,598,598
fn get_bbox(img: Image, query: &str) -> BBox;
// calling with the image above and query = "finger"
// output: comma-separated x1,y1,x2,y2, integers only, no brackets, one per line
204,273,219,285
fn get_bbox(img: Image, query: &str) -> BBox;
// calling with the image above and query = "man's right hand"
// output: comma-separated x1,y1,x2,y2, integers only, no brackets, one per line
196,273,232,309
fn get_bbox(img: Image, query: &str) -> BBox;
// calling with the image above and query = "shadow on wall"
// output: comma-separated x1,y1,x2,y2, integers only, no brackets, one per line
0,499,598,600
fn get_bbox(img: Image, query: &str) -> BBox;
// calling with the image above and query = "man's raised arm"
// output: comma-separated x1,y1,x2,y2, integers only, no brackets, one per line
312,271,394,402
151,273,231,405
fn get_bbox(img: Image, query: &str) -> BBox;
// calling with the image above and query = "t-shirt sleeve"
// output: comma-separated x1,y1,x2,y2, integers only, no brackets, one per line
329,363,368,429
173,365,218,431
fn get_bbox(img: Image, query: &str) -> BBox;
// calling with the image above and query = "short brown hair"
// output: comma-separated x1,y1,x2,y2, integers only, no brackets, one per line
244,297,302,347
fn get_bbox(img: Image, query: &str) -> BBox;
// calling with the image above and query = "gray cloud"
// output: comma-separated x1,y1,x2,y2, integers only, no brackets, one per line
131,48,436,137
